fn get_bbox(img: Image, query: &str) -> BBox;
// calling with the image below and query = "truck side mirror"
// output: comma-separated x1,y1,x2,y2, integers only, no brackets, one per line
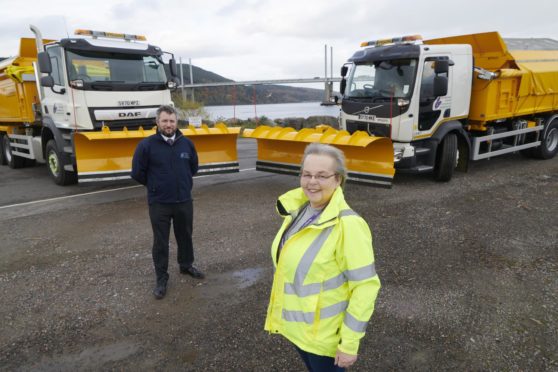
40,75,54,88
435,60,449,74
37,52,52,74
169,58,178,78
340,65,348,77
433,75,448,97
340,79,346,95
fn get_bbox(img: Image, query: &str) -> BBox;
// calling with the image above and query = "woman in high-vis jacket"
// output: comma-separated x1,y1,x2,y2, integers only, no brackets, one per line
265,143,381,371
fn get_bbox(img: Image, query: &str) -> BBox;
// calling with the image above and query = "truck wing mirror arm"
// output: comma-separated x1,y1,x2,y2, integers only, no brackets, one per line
41,76,66,94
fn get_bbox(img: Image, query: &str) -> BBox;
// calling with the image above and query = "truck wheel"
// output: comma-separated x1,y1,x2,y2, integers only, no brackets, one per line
434,133,457,182
2,134,26,169
532,119,558,159
46,140,77,185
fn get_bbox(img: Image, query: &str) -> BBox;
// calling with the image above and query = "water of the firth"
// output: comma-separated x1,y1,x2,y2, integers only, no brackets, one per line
205,101,340,121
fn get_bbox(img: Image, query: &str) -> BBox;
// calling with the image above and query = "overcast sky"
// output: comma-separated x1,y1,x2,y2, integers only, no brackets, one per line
1,0,556,85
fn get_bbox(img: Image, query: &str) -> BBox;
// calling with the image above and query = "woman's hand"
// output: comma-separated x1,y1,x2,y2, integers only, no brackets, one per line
335,350,357,368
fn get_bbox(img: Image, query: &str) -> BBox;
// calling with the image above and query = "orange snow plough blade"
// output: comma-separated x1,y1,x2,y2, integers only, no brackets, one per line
74,123,241,183
243,125,394,188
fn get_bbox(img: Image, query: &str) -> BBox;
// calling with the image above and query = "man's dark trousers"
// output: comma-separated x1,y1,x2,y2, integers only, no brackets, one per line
149,201,194,284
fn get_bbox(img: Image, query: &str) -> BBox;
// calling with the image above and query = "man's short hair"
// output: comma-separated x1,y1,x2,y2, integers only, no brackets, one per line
156,105,177,121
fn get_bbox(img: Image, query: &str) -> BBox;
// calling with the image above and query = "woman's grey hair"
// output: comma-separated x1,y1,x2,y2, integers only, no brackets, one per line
301,143,347,187
156,105,178,121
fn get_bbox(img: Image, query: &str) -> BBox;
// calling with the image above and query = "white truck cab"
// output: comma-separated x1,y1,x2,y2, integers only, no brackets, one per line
339,35,474,178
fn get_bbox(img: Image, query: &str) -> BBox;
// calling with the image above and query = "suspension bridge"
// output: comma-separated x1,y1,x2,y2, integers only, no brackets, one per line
177,45,342,105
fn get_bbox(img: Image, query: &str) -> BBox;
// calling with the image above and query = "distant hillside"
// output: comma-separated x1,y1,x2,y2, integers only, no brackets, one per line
0,57,324,105
176,64,325,106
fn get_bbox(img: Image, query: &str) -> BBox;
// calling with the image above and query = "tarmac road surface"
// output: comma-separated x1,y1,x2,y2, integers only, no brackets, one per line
0,138,557,370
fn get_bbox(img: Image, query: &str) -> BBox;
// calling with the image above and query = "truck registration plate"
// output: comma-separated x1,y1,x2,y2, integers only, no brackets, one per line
358,114,377,121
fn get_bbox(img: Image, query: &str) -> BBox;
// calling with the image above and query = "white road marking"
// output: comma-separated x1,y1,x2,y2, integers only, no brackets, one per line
0,167,257,211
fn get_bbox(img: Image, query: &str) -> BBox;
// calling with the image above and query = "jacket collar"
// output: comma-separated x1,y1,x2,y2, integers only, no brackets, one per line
155,128,184,142
277,187,348,224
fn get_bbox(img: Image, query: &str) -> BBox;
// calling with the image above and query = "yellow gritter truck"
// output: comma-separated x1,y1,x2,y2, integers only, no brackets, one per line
0,26,239,185
245,31,558,186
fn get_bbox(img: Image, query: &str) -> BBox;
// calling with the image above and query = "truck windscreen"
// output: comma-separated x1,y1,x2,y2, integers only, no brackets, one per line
66,50,168,90
346,59,417,100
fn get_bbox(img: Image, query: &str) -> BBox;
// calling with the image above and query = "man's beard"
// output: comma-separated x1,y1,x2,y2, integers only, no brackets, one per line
161,128,176,137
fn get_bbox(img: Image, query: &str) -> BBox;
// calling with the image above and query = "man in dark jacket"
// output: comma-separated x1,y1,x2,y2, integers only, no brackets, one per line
132,105,204,299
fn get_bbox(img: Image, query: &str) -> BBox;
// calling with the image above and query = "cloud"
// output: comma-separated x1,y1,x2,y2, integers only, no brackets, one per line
111,0,161,19
1,0,557,83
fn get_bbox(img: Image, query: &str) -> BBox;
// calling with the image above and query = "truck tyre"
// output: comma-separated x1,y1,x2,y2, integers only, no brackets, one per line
434,133,457,182
519,147,534,158
2,134,26,169
532,119,558,159
46,139,77,185
0,134,6,166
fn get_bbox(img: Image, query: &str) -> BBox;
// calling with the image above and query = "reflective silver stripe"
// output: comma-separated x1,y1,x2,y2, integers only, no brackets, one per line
315,208,358,227
283,209,360,297
320,301,348,319
285,227,333,297
344,312,368,332
284,275,344,296
284,282,321,296
345,263,376,281
322,273,346,291
283,309,314,324
339,209,359,218
283,301,348,324
299,263,376,294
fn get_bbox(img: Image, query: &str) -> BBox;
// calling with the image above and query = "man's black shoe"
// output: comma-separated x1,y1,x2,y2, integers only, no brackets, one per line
153,282,167,299
180,266,205,279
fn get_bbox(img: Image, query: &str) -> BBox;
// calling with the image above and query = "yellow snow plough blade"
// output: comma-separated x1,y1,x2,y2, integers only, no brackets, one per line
243,125,395,188
74,123,240,183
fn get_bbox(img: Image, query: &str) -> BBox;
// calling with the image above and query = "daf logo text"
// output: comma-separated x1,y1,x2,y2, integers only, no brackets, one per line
119,112,142,118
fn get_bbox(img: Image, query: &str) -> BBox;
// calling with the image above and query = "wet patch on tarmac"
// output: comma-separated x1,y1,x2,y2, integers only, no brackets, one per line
21,341,140,371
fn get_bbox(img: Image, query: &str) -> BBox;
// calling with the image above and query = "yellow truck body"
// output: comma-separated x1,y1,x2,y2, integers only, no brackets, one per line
0,38,51,125
425,32,558,129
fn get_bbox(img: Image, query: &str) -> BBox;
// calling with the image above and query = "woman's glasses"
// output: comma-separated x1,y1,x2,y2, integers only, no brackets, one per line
300,172,337,182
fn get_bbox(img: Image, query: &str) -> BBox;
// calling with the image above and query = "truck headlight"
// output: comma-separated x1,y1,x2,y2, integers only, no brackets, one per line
397,99,410,107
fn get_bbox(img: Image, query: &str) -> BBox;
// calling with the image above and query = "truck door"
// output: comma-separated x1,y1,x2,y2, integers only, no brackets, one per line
42,45,71,126
417,57,450,133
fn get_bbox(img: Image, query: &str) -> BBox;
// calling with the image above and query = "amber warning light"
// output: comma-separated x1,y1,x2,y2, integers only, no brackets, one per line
74,29,147,41
360,34,422,48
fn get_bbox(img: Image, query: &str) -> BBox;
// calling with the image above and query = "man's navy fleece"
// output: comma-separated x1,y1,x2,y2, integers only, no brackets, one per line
131,129,199,204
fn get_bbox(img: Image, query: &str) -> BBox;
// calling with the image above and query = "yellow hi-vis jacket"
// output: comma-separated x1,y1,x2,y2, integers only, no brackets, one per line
264,187,381,357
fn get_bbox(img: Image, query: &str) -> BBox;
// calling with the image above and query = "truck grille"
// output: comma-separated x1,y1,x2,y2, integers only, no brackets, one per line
92,118,157,130
346,120,390,138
